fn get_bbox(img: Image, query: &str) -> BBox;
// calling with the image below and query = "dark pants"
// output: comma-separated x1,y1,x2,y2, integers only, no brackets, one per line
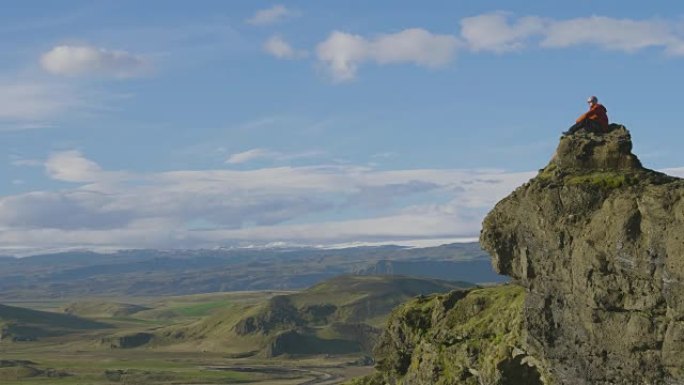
566,119,603,135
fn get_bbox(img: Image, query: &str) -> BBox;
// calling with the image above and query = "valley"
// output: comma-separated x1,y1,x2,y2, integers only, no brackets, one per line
0,272,476,384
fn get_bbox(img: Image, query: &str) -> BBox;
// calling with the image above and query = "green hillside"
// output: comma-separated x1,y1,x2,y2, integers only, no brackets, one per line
0,304,109,341
298,275,474,326
156,275,474,357
62,301,150,318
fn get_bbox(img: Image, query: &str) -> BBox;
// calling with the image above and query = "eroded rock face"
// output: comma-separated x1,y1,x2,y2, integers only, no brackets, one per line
102,332,154,349
358,286,551,385
481,125,684,385
233,296,303,335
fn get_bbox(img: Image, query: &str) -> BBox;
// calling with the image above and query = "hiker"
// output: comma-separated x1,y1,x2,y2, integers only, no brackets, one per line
563,96,609,135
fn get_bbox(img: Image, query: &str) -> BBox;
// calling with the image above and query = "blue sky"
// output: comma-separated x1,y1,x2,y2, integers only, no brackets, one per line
2,1,684,254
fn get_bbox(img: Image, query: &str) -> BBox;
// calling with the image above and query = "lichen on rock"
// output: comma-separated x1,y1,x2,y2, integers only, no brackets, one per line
351,285,551,385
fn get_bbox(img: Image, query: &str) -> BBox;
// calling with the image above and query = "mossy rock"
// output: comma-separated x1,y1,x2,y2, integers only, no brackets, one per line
352,285,551,385
482,124,684,384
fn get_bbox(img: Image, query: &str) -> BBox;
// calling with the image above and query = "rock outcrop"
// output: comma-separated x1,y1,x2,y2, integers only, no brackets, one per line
231,276,469,357
374,285,551,385
101,332,154,349
348,124,684,385
0,360,70,381
482,125,683,384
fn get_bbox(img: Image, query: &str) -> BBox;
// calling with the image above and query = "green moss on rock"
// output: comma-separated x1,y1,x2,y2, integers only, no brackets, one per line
565,172,630,189
348,285,551,385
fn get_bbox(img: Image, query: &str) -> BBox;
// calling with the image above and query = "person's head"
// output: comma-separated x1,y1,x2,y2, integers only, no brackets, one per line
587,96,598,106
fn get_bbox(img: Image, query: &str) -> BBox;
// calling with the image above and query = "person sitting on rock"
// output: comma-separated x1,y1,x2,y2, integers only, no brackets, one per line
563,96,609,135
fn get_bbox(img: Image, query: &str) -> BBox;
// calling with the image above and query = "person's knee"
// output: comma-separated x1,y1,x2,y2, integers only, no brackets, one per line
587,120,602,133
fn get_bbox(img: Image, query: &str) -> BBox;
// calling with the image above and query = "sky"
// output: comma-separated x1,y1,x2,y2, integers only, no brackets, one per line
2,0,684,255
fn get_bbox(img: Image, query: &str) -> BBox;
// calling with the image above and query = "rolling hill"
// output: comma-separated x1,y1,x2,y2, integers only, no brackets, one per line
0,303,109,341
62,301,150,318
154,275,474,357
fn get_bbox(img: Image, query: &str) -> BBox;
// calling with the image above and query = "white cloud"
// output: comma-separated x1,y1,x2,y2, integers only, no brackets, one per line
263,35,305,59
459,13,684,55
247,5,293,26
541,16,679,52
11,158,42,167
0,78,122,131
662,167,684,178
316,28,460,82
0,151,536,252
6,160,679,254
41,45,151,78
0,82,81,127
226,148,323,164
460,12,545,52
372,28,459,66
306,14,684,82
226,148,276,164
0,190,134,230
316,31,367,81
44,150,103,182
197,210,480,245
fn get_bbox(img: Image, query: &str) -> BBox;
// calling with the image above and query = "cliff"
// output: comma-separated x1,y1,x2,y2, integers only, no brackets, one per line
348,124,684,385
481,124,683,384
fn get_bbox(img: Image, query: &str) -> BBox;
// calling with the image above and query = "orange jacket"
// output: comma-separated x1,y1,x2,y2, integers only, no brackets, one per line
577,103,609,128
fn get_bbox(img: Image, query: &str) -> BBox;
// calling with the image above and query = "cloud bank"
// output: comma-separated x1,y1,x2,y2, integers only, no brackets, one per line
461,13,684,54
314,13,684,81
0,151,535,253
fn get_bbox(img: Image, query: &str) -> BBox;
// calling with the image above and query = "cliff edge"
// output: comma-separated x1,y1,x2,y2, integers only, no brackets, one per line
347,124,683,385
480,124,683,384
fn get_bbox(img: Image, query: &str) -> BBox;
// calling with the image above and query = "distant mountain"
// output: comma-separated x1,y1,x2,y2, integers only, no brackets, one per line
0,243,504,299
355,259,501,283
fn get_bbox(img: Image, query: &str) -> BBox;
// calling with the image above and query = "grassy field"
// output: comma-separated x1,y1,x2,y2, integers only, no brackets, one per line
0,289,373,384
0,348,373,384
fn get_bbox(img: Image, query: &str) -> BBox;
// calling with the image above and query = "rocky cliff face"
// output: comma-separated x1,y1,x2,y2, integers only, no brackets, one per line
373,285,551,385
481,125,683,384
349,125,684,385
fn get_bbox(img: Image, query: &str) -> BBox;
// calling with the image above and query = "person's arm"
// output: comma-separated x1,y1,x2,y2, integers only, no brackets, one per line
576,111,588,123
576,104,597,123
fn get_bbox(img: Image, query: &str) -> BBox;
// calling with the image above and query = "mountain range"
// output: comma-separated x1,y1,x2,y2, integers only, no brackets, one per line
0,242,504,300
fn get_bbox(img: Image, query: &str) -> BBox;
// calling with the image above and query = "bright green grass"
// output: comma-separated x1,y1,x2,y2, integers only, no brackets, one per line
565,172,630,189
